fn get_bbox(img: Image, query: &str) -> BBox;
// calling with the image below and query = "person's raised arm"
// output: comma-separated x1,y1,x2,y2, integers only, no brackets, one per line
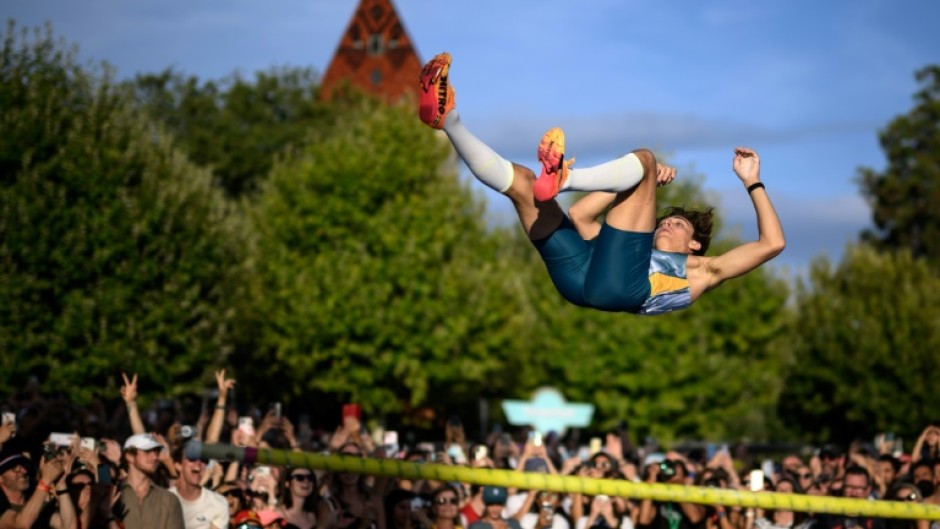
702,148,785,289
0,420,15,450
1,457,66,529
120,373,146,435
512,491,537,522
205,370,235,444
911,425,939,462
636,465,659,526
50,441,80,529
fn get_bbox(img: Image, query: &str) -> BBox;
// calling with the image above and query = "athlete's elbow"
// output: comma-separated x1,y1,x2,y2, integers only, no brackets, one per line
765,236,786,259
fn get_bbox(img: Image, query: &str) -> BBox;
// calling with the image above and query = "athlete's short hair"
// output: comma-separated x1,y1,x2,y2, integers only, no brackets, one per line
658,206,714,256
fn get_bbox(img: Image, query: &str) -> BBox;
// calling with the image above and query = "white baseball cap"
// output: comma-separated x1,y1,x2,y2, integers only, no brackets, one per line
124,433,163,452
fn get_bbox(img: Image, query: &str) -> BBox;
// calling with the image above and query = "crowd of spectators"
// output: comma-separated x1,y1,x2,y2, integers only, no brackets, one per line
2,371,939,529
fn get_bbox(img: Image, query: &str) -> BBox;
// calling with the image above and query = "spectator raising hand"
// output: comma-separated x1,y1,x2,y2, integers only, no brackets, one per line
121,372,146,434
913,424,940,462
100,438,122,466
205,369,236,444
0,418,15,448
330,410,364,452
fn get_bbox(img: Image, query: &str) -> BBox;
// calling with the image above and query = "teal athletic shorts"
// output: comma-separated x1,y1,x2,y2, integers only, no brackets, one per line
532,217,653,313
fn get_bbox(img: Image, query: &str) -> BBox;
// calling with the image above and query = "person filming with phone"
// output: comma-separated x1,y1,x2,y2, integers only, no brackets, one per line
636,459,705,529
0,442,78,529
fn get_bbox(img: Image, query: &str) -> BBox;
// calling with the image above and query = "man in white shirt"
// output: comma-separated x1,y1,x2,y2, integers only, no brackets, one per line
169,446,229,529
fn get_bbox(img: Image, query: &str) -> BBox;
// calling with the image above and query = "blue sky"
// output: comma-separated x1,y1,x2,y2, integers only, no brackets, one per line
7,0,940,274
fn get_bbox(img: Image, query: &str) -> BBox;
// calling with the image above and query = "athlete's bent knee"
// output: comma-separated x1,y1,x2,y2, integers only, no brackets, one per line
631,148,657,175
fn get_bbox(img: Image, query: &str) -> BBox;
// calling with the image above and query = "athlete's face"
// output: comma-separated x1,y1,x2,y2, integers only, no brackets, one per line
654,216,699,254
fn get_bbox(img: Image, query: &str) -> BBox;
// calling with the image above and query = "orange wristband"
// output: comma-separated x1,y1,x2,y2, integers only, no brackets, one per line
36,479,52,493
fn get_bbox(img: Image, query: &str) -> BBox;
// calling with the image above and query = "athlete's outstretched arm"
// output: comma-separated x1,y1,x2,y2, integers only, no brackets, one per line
704,148,785,288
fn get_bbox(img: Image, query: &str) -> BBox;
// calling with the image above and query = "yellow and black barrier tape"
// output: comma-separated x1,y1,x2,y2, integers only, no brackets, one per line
187,442,940,521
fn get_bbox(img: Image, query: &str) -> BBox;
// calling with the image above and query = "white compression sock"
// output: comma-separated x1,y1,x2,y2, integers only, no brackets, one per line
561,152,645,193
442,110,514,193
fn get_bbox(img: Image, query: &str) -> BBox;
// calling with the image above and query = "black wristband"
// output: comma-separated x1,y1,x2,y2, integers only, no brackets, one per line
56,489,69,495
747,182,765,194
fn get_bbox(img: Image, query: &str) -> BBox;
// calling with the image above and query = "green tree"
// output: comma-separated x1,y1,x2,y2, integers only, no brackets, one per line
777,244,940,444
129,66,333,197
243,97,533,414
0,21,247,401
858,65,940,264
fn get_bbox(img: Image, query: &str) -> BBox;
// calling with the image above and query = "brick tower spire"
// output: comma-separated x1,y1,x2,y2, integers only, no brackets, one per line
320,0,422,103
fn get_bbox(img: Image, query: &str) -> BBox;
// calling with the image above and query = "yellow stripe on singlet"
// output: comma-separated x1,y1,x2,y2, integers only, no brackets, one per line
649,271,689,297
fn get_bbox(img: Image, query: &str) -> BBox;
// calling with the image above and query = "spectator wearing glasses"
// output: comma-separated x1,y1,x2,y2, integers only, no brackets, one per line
114,433,185,529
586,453,618,481
636,459,705,529
0,445,78,529
279,468,319,529
169,446,229,529
817,466,884,529
65,467,102,529
429,485,464,529
788,464,815,496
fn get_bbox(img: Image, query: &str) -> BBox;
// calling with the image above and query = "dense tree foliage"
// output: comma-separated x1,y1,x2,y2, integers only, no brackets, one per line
0,22,247,401
858,65,940,265
778,245,940,445
129,66,333,197
243,99,534,415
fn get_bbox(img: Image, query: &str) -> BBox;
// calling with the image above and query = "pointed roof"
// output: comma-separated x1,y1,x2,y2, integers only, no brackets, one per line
320,0,422,104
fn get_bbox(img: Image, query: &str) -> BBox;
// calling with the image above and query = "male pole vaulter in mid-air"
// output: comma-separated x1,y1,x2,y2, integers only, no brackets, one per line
418,52,785,315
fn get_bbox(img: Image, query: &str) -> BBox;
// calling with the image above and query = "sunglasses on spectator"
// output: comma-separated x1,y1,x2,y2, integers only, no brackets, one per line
290,474,315,483
798,473,813,480
593,461,613,470
69,482,93,491
435,497,459,505
897,492,919,502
